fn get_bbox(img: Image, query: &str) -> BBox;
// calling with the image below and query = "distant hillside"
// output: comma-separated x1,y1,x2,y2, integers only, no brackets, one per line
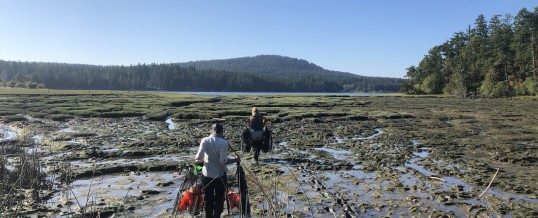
178,55,326,75
0,55,402,92
178,55,402,91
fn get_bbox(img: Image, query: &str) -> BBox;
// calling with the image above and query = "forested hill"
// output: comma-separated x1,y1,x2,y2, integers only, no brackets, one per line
178,55,327,75
0,55,402,92
402,6,538,97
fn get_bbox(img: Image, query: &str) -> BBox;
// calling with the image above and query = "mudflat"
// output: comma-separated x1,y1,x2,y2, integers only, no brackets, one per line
1,90,537,217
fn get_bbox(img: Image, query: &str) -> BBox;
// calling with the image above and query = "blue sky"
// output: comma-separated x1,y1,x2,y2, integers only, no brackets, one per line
0,1,536,78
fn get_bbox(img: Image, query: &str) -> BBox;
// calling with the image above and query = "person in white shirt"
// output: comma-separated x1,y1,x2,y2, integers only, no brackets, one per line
195,123,240,218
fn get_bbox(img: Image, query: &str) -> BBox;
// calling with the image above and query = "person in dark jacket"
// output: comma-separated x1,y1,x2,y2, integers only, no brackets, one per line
247,107,266,131
245,107,267,164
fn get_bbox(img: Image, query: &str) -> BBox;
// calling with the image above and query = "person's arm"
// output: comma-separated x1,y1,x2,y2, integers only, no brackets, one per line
247,117,254,128
221,143,239,165
226,158,240,165
194,139,205,164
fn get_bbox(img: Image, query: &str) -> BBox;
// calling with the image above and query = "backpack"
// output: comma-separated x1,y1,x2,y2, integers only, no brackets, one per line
249,115,264,131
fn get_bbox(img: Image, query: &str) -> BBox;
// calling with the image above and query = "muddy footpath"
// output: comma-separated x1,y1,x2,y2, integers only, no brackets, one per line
0,94,537,217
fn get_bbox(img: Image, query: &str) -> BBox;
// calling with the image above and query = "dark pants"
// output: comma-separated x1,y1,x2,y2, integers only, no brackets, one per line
202,176,226,218
253,143,261,162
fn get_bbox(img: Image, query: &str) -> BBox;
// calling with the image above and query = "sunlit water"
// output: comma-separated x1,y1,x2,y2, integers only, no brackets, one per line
0,125,17,141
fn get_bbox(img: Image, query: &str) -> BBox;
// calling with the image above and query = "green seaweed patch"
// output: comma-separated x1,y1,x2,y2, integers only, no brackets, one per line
348,115,369,121
216,110,250,117
98,111,145,118
372,112,415,119
173,111,216,120
45,99,69,104
28,112,47,118
220,115,244,120
73,162,180,179
282,111,350,120
145,111,169,121
50,114,74,122
2,115,27,123
91,106,124,113
68,110,97,117
0,111,18,116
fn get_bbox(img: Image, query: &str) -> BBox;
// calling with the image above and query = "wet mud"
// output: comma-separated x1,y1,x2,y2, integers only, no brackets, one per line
0,94,537,217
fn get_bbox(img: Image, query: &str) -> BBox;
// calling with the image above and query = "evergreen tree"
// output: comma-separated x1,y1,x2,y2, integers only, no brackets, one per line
480,15,514,97
404,5,538,97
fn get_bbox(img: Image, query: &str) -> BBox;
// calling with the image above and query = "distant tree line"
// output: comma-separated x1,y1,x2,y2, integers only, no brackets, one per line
0,55,402,92
0,73,45,89
401,6,538,97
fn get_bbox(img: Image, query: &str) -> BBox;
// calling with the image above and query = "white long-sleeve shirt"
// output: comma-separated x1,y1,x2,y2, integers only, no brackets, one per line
195,134,229,178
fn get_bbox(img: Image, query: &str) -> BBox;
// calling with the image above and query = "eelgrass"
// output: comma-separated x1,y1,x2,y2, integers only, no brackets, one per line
0,140,51,216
